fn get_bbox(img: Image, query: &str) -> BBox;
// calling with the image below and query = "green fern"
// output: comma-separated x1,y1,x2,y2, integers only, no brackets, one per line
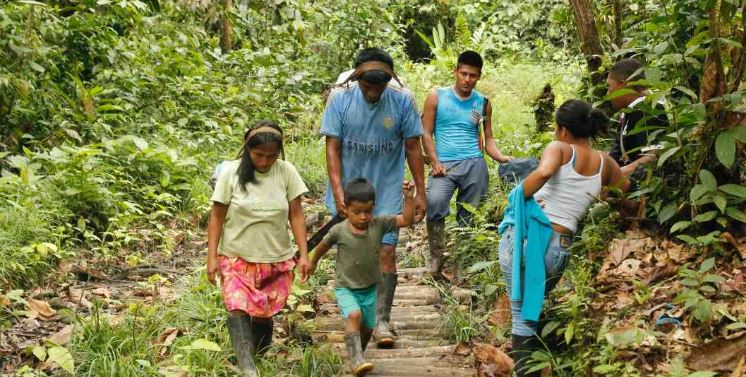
455,12,471,50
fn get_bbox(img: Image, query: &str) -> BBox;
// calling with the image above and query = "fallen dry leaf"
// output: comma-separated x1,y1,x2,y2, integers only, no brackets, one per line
453,341,471,356
642,264,679,284
67,288,93,309
731,356,745,377
618,259,643,277
721,232,746,261
158,328,180,357
91,287,111,298
489,294,511,328
47,325,75,346
686,332,746,372
474,342,514,376
27,299,56,319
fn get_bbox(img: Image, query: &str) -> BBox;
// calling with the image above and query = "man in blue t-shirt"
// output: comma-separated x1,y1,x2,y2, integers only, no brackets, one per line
421,51,513,280
321,48,426,348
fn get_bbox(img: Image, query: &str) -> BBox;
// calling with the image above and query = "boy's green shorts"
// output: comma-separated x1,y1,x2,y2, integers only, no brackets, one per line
333,284,377,329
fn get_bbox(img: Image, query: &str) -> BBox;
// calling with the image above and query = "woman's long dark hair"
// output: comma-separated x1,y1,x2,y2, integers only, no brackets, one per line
555,99,609,138
237,120,284,190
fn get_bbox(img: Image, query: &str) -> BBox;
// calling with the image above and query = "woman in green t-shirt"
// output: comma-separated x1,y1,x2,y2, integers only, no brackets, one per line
207,120,310,377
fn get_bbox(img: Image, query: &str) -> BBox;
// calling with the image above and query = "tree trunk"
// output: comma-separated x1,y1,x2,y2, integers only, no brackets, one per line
569,0,605,85
612,0,623,48
220,0,233,53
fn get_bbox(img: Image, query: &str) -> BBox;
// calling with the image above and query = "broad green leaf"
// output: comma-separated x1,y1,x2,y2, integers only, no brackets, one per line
693,299,712,322
690,184,708,202
484,284,498,296
653,42,669,55
657,146,680,167
467,260,497,274
541,321,561,338
47,346,74,374
687,372,717,377
702,274,725,284
604,88,637,101
670,221,691,233
734,125,746,143
699,258,715,273
714,194,727,213
719,184,746,198
693,210,718,223
29,62,45,73
564,322,574,345
593,364,617,374
32,345,46,361
296,304,315,313
674,86,697,100
725,322,746,331
726,207,746,223
182,338,221,351
699,169,717,191
658,203,677,224
677,235,698,245
715,131,736,168
132,137,149,151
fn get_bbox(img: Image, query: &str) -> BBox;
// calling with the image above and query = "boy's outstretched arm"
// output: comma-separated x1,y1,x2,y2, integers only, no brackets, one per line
305,241,332,282
395,181,416,228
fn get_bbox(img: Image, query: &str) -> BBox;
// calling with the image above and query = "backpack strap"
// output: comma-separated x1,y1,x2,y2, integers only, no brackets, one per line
479,97,489,151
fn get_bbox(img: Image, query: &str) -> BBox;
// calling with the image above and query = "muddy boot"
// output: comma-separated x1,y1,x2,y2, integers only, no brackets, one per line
345,331,374,376
360,326,373,351
251,317,273,356
511,334,541,377
426,219,446,280
373,273,397,347
227,314,259,377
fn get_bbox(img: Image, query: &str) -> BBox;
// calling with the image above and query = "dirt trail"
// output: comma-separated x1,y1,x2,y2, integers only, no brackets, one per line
311,228,477,377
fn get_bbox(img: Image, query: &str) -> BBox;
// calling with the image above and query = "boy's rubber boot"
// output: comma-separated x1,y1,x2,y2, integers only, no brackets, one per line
251,318,273,356
511,334,541,377
345,331,374,376
227,314,260,377
426,219,446,281
360,327,373,351
373,272,397,347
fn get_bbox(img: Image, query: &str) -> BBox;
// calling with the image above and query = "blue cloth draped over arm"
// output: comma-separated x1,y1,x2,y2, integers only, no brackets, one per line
498,182,553,322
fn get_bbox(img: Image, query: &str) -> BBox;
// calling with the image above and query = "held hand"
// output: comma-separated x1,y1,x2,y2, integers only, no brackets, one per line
402,180,415,199
207,253,220,285
298,254,310,283
499,155,515,163
334,198,347,218
431,161,447,177
305,261,318,282
414,192,427,223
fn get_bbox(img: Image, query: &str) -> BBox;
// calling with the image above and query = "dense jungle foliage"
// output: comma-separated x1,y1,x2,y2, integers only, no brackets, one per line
1,0,745,376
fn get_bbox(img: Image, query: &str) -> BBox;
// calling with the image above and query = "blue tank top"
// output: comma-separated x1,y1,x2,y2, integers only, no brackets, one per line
434,87,485,162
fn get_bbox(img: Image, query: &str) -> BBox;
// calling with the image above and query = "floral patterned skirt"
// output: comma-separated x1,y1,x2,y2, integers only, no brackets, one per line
218,256,295,318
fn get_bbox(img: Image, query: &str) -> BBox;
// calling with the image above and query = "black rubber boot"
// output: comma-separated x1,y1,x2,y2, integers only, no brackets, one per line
373,273,397,347
227,314,260,377
426,219,446,280
251,317,273,356
345,331,374,376
511,334,541,377
360,326,373,351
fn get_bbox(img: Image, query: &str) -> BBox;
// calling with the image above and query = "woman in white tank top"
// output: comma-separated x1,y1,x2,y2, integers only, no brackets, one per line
500,99,629,377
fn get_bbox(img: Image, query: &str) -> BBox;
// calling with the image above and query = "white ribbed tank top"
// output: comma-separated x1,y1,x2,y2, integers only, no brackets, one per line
534,146,603,233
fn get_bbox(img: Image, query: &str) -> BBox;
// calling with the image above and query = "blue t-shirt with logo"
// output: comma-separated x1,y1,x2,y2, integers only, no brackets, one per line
434,87,485,162
321,83,423,216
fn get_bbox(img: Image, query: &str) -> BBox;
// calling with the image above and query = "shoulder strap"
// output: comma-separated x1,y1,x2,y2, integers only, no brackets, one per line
479,97,489,151
597,152,605,174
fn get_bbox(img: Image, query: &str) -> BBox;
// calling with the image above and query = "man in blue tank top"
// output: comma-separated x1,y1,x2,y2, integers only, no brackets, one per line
321,48,426,347
421,51,513,280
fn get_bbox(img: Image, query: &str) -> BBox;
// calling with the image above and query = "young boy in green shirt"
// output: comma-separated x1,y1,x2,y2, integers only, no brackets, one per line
306,177,415,376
